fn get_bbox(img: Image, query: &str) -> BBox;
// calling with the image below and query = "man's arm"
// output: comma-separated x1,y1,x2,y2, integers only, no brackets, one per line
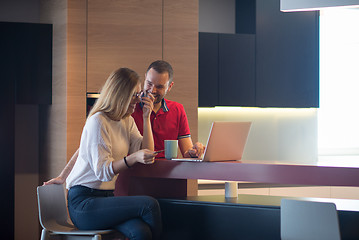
179,137,205,158
42,149,79,185
140,93,155,151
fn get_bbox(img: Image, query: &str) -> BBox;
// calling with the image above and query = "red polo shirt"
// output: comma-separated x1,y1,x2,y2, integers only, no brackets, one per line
131,99,191,158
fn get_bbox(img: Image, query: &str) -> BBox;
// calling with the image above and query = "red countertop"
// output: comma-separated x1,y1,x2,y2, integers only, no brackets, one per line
128,158,359,187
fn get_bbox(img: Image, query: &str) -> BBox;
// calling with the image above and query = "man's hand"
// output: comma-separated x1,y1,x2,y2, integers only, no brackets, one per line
142,92,154,119
188,142,205,158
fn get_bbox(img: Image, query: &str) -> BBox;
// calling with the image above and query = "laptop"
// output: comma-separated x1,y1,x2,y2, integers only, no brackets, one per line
172,121,252,162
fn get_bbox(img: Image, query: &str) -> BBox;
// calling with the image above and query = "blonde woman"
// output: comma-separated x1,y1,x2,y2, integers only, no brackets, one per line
66,68,162,240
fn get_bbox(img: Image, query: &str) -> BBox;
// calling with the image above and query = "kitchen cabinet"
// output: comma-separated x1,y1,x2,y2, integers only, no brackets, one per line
219,33,255,106
0,21,52,240
255,0,319,108
1,22,52,105
199,32,219,107
199,32,255,107
199,0,319,108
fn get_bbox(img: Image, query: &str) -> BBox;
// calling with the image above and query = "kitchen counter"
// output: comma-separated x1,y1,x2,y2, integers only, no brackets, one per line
113,158,359,240
115,158,359,198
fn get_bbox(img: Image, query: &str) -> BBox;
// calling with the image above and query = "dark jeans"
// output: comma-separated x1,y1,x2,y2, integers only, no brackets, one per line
67,185,162,240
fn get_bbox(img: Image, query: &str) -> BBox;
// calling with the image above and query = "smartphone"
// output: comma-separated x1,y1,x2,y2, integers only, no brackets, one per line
140,90,148,101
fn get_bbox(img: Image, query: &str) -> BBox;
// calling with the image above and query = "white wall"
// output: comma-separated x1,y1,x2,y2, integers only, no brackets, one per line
198,107,318,164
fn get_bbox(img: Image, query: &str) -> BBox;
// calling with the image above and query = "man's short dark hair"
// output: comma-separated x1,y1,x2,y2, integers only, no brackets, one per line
146,60,174,84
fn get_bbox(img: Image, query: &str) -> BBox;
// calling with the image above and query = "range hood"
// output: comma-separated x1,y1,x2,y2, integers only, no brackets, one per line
281,0,359,12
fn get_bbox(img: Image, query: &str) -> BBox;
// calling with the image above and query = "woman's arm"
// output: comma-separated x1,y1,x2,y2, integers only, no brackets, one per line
42,148,79,185
112,149,156,174
111,94,156,174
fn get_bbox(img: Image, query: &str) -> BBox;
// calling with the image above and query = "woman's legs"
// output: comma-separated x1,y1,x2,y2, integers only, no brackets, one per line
115,218,152,240
67,186,162,240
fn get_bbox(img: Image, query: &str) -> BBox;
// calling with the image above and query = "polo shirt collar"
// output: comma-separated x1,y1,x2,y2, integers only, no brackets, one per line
161,99,169,112
139,98,169,112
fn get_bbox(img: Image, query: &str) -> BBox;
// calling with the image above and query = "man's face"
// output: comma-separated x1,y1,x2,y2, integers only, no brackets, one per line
144,68,173,104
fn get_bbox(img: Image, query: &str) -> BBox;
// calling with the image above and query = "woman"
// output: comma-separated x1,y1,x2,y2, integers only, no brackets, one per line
66,67,162,240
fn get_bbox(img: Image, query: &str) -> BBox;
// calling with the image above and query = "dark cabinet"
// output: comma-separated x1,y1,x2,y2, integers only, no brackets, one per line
219,33,255,106
1,22,52,105
255,0,319,108
199,32,219,107
0,21,52,240
199,0,319,108
199,33,255,107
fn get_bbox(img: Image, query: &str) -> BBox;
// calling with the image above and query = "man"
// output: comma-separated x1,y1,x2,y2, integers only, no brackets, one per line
44,60,204,185
132,60,204,158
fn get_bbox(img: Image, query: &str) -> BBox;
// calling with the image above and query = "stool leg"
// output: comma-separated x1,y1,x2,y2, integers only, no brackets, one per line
40,229,50,240
93,234,101,240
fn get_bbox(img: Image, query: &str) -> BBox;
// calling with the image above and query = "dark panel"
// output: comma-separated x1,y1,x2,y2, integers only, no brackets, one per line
0,21,52,240
0,22,52,105
199,32,219,107
338,211,359,240
159,198,280,240
218,33,256,106
158,197,359,240
236,0,256,34
0,24,15,240
39,104,51,184
255,0,319,108
15,105,39,174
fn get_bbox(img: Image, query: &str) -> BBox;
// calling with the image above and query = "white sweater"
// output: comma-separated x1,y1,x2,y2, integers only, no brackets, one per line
66,112,143,190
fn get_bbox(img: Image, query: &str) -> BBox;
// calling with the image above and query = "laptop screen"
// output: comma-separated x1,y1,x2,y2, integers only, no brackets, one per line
202,121,252,162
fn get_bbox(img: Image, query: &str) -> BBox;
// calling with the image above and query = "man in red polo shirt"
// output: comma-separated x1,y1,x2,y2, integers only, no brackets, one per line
43,60,204,186
132,60,204,158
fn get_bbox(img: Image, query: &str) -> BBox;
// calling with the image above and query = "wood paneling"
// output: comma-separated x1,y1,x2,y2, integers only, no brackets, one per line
163,0,199,196
67,0,87,160
163,0,199,143
87,0,163,92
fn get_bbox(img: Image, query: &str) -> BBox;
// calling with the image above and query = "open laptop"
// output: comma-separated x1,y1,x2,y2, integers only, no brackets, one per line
172,121,251,162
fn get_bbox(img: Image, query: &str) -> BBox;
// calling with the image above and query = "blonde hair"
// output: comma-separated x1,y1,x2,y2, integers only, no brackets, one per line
88,68,140,121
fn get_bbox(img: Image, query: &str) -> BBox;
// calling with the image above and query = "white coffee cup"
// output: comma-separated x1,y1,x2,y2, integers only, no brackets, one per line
164,140,178,160
225,181,238,198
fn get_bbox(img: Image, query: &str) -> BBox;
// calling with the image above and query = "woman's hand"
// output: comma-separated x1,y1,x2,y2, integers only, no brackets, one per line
141,92,154,119
42,176,65,186
127,149,158,166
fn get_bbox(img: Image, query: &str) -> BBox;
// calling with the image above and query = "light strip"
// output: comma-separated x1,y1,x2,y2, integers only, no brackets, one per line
87,93,100,98
280,0,359,12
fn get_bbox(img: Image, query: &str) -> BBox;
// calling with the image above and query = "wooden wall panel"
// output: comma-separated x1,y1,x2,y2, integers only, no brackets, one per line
163,0,199,196
67,0,87,160
163,0,199,143
87,0,163,92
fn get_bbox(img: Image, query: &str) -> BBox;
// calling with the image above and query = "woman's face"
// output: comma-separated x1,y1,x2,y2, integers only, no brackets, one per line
126,84,141,115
